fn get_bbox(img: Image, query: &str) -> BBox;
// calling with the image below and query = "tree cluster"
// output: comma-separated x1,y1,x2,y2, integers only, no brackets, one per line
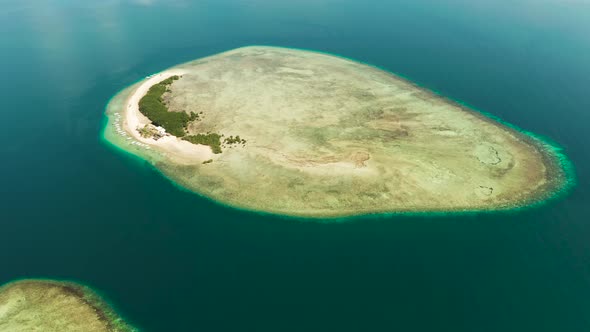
183,133,223,154
138,75,190,137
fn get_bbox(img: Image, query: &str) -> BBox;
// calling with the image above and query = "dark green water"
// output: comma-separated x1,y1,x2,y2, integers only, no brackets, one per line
1,0,589,331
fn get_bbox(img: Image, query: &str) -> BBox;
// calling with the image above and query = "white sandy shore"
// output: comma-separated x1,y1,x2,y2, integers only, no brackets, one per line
123,70,214,164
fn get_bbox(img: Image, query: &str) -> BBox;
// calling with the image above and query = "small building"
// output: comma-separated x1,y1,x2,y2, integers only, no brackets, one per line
155,126,167,135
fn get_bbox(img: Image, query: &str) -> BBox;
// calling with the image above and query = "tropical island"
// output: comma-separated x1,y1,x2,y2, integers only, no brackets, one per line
0,279,136,332
102,46,572,218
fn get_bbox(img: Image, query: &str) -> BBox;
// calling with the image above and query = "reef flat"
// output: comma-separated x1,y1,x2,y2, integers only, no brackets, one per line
103,46,572,218
0,279,136,332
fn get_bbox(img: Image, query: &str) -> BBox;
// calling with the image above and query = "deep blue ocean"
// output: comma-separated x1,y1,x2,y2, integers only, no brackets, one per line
1,0,590,331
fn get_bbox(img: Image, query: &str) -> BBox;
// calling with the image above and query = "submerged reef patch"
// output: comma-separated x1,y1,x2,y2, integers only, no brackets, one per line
0,279,137,332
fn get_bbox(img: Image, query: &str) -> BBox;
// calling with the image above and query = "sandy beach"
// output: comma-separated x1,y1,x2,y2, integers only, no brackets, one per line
122,70,214,164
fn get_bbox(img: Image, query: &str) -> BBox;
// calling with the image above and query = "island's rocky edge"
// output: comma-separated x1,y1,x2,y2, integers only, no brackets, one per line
102,46,574,219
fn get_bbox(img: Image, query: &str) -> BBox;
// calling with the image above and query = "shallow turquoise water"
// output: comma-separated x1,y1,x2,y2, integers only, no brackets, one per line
1,0,590,331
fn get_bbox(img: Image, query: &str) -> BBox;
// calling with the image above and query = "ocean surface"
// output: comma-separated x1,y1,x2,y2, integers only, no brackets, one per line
1,0,589,331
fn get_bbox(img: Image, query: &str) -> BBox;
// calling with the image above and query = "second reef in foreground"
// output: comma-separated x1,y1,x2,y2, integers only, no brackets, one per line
0,279,136,332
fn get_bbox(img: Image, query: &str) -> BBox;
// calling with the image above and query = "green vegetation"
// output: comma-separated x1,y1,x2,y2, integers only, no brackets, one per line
137,125,153,138
224,135,246,145
183,133,223,154
189,111,200,121
202,159,213,164
137,124,165,140
138,75,190,137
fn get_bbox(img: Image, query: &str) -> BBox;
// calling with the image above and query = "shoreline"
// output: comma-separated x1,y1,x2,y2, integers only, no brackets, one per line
120,70,214,165
101,46,576,221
